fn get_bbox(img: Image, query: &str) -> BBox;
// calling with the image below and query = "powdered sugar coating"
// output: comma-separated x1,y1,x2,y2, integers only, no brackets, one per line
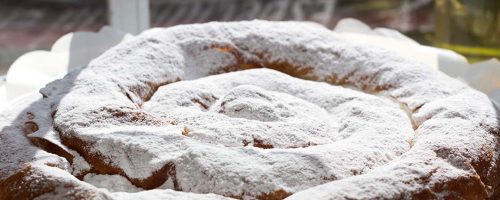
139,69,414,197
0,94,70,182
83,173,143,192
1,20,499,199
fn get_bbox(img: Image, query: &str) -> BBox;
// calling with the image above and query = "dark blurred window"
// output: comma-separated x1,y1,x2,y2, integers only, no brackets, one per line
0,0,433,75
0,0,107,75
150,0,433,41
150,0,433,39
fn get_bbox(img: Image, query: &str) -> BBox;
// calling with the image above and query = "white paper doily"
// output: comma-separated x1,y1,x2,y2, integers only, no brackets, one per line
0,27,133,110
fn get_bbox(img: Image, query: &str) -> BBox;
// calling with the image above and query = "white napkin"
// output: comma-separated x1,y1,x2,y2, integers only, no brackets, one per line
460,59,500,106
0,27,133,111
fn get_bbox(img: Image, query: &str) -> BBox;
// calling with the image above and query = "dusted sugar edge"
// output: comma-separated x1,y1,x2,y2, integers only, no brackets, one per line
0,20,498,199
84,173,143,192
0,93,69,181
0,97,231,200
108,190,234,200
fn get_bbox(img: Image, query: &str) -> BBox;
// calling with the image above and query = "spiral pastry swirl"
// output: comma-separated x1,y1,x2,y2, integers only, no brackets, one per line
0,20,499,200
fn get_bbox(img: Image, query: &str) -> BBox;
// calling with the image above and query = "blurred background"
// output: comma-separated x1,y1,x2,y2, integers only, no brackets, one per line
0,0,498,75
